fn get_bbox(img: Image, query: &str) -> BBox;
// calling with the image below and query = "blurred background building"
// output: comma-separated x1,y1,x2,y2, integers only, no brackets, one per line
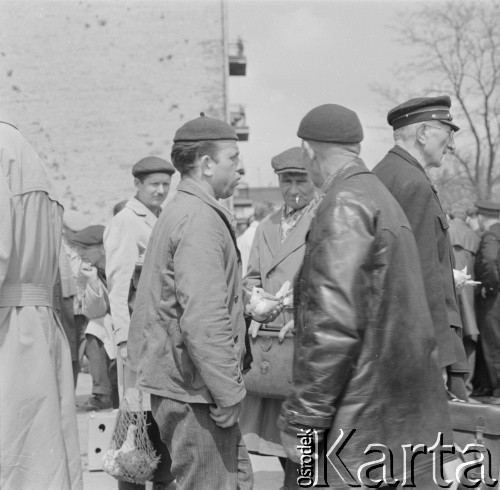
0,0,256,222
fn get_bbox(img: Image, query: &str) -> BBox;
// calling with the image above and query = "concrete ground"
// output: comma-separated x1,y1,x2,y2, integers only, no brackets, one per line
76,373,284,489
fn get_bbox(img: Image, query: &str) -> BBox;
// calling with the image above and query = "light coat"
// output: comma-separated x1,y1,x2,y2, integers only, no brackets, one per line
0,120,82,489
240,204,316,457
104,197,157,345
104,196,158,410
448,218,480,338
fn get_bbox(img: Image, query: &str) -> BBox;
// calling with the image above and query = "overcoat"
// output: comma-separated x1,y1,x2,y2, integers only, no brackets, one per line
130,178,246,408
279,159,453,487
104,197,157,345
240,204,316,457
474,223,500,396
448,218,480,338
373,145,467,372
0,120,82,489
104,196,157,410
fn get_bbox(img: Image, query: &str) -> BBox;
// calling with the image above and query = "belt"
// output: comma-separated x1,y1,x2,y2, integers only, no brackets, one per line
0,283,53,307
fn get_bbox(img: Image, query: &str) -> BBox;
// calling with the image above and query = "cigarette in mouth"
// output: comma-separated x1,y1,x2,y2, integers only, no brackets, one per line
295,196,299,204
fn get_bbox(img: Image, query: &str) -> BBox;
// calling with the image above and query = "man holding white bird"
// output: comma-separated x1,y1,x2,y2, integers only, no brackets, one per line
240,147,320,488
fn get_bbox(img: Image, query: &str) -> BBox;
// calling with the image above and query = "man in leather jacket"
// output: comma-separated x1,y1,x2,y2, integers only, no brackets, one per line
278,104,454,488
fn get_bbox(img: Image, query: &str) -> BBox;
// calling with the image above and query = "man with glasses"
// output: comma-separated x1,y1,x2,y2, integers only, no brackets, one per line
373,95,469,401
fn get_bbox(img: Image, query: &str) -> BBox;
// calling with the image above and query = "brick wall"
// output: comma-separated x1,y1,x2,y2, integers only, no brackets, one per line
0,0,227,221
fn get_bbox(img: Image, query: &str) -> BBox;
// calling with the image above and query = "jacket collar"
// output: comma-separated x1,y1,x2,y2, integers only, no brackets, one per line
389,145,438,191
176,177,234,224
126,197,158,228
176,178,240,258
322,157,371,195
389,145,428,175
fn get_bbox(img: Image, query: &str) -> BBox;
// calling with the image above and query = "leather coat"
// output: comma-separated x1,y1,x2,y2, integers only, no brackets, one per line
279,159,452,486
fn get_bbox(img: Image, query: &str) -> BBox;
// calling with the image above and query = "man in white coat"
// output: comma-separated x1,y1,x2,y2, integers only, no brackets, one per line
104,156,175,490
0,114,82,488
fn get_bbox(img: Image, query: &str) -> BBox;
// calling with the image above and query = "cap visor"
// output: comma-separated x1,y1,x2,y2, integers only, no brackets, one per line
274,168,308,174
440,120,460,132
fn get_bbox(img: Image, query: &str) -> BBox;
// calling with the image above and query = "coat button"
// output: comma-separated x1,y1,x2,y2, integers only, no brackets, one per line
234,295,239,303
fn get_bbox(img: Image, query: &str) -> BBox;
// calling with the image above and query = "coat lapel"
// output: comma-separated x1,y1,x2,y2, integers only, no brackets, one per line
268,207,313,271
261,210,282,260
126,197,158,229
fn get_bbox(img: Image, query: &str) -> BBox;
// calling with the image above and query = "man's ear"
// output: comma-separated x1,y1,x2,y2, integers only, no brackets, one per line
302,140,315,161
133,177,141,190
200,155,214,177
415,123,427,145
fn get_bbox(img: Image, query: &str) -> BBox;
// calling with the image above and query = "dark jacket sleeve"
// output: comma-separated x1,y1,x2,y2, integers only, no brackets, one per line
475,233,500,297
280,200,375,430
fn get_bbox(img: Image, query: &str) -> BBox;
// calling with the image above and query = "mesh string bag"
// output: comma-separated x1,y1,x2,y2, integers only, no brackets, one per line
102,393,160,484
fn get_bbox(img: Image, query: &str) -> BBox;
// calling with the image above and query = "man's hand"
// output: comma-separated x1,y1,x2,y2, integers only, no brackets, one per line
280,430,301,463
453,267,480,294
209,402,242,428
247,289,284,323
118,341,128,361
248,320,262,339
278,319,294,343
80,261,99,290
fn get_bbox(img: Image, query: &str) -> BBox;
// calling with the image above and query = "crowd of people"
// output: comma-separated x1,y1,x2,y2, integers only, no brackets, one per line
1,94,499,489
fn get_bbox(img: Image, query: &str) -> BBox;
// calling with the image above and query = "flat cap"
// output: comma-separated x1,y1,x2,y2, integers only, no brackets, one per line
388,95,459,131
132,156,175,177
173,112,237,142
63,210,92,232
271,147,307,174
297,104,363,144
475,200,500,218
71,225,105,246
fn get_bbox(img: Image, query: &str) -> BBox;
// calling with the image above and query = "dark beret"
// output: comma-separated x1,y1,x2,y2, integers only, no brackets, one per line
387,95,459,131
132,156,175,177
71,225,105,246
475,200,500,218
173,112,237,142
297,104,363,144
271,147,307,174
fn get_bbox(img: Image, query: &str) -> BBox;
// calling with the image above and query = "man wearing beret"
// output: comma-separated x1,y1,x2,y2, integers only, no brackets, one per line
373,95,469,401
473,201,500,402
71,225,118,412
278,104,454,487
129,114,252,488
240,146,319,487
104,156,175,490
